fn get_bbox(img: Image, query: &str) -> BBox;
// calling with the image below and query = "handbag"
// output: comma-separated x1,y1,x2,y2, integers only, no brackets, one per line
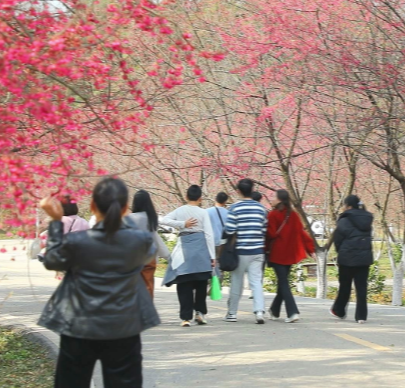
210,269,222,301
266,212,290,267
218,234,239,271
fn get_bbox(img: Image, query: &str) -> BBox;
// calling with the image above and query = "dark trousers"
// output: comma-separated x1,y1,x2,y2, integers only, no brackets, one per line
55,334,142,388
270,263,300,318
332,265,369,321
176,280,208,320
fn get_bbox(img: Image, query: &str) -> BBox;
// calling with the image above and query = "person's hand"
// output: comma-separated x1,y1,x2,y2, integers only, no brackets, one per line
211,259,215,268
40,196,63,221
185,218,197,228
310,252,317,262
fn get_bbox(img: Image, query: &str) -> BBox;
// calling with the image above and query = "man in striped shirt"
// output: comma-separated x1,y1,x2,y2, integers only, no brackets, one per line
225,179,267,324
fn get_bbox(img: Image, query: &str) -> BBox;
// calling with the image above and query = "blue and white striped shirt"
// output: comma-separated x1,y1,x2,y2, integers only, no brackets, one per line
225,199,267,255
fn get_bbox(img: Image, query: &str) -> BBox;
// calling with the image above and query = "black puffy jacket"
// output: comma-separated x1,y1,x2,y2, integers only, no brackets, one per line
334,209,373,267
38,217,159,340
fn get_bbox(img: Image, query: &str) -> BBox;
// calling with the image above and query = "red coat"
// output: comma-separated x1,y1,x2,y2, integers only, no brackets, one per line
266,208,315,265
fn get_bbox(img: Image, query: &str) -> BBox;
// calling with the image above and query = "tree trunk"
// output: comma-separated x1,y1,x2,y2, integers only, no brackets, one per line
392,268,404,306
392,245,405,306
316,248,328,299
296,264,305,295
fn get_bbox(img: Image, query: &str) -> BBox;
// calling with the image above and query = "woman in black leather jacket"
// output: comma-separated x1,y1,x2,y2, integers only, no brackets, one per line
39,177,159,388
330,195,373,324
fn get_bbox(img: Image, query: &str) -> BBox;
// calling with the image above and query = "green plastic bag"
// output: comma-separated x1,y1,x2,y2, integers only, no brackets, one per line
210,271,222,301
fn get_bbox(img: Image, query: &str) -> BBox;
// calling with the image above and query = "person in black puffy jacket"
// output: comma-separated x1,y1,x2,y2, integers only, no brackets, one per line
330,195,373,324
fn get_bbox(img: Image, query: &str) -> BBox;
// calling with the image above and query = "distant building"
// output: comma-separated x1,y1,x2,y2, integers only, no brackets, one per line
306,216,326,238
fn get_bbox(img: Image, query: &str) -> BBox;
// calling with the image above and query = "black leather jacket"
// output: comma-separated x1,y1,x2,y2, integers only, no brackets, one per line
334,209,374,267
38,217,160,340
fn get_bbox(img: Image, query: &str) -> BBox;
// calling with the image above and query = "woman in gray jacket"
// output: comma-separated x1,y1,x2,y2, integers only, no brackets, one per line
39,178,159,388
129,190,170,298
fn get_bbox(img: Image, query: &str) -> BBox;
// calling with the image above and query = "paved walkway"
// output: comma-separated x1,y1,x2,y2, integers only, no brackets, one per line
1,241,405,387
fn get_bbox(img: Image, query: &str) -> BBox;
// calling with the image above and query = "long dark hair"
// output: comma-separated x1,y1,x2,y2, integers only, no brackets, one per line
275,189,292,213
61,195,78,216
132,190,158,232
93,177,128,236
344,194,366,210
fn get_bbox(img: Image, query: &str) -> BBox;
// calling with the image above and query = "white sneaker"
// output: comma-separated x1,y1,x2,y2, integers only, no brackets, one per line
224,313,237,322
357,320,366,324
195,312,207,325
181,320,191,327
330,308,346,320
285,314,300,323
269,311,280,321
255,312,265,324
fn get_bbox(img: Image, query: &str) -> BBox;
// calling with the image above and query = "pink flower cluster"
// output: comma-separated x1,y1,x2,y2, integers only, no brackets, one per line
0,0,215,236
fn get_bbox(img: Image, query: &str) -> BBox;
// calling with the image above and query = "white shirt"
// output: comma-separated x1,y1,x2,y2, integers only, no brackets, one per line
161,205,216,260
88,215,97,228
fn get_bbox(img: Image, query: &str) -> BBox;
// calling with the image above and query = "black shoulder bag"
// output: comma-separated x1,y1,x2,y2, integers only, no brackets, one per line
219,233,239,272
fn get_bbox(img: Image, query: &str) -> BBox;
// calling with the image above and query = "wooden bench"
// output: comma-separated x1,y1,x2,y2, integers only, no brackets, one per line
301,262,336,277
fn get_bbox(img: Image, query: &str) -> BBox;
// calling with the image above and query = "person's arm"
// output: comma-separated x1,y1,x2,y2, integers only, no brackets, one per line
203,211,216,261
266,211,278,239
302,229,315,254
43,221,73,271
334,219,345,253
161,208,198,229
225,207,237,235
40,196,73,271
160,209,186,229
154,231,170,259
262,209,268,236
292,212,316,255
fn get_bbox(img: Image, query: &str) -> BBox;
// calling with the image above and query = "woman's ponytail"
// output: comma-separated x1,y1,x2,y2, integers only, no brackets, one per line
103,200,123,236
92,178,128,237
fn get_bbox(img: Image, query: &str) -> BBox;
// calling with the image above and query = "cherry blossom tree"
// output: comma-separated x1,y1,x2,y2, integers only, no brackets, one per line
0,0,212,237
4,0,405,304
135,0,404,299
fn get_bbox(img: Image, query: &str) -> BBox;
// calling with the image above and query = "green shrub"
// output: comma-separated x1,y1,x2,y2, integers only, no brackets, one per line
263,265,307,293
158,233,177,263
222,271,231,287
368,264,386,296
0,328,54,387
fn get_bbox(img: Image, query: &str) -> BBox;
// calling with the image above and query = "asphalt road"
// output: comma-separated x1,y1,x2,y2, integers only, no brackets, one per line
1,240,405,388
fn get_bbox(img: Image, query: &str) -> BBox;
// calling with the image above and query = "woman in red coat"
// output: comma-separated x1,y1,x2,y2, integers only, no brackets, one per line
267,190,315,323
